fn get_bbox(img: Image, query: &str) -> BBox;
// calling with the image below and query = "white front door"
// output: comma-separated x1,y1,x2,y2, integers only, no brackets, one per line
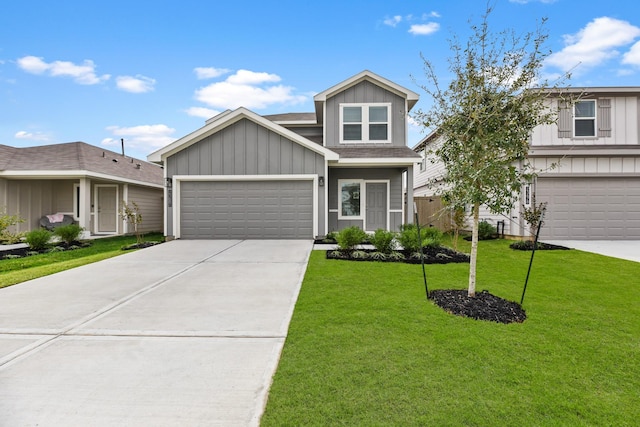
96,185,118,233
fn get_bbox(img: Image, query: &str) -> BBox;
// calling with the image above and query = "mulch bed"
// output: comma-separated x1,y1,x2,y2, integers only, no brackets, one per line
326,247,470,264
0,241,92,260
509,241,571,251
429,289,527,324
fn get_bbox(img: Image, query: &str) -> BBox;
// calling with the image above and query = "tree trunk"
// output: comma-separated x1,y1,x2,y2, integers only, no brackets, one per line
468,203,480,297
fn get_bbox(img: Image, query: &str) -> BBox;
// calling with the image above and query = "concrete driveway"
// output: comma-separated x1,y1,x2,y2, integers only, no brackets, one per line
542,240,640,263
0,239,313,426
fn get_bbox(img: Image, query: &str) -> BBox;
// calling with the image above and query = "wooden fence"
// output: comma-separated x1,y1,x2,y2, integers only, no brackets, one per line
413,196,451,231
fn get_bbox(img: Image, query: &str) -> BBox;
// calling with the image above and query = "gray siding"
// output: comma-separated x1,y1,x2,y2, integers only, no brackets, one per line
325,80,407,147
127,185,163,233
327,167,405,232
166,118,327,237
2,180,55,232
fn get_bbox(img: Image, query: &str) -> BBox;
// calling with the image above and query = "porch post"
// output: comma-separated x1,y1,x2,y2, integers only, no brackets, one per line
406,165,414,224
79,177,92,236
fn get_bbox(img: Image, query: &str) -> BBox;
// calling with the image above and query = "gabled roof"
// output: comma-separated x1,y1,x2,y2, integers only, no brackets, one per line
148,107,339,163
262,112,318,125
0,142,163,187
313,70,420,121
328,146,421,166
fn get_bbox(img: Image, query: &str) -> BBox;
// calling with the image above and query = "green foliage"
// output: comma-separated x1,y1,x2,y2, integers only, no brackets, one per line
0,208,25,243
387,251,406,261
369,229,396,254
350,250,368,259
398,224,442,252
53,224,84,245
477,220,496,240
522,200,548,239
25,228,52,251
335,226,367,251
323,231,338,243
369,251,387,261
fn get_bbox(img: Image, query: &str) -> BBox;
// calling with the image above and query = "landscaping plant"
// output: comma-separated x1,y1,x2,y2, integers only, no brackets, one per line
119,200,144,244
0,209,24,244
398,224,442,252
25,228,52,251
477,220,496,240
335,226,367,252
53,224,84,246
369,229,396,254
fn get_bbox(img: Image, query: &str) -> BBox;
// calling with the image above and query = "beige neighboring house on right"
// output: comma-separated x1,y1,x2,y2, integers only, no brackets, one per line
414,87,640,240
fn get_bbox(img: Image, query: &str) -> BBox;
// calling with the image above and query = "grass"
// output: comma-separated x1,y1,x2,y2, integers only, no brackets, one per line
0,233,163,288
262,239,640,426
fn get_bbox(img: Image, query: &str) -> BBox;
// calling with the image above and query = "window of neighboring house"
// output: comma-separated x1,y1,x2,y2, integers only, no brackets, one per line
339,180,363,218
419,150,427,171
340,103,391,143
574,100,596,137
523,184,531,207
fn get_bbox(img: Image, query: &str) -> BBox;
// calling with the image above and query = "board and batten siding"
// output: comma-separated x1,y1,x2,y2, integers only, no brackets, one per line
531,156,640,175
531,97,640,146
127,185,163,233
324,80,407,147
166,118,326,237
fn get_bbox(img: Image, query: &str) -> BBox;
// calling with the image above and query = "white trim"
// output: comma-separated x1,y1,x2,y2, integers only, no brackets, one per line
0,170,163,189
148,107,339,163
329,209,339,213
94,184,119,235
332,158,420,166
339,103,392,144
172,174,318,239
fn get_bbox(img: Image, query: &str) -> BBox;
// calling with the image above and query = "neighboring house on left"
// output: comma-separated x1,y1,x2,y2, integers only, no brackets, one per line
0,141,164,236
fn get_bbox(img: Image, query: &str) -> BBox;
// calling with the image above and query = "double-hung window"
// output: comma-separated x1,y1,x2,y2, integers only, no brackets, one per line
574,100,596,137
340,103,391,143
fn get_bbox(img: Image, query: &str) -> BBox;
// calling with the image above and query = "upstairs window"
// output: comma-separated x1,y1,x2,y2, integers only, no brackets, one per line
574,100,596,137
340,103,390,143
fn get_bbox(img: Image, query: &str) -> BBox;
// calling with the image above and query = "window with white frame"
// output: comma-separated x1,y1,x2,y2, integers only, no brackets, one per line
523,183,531,207
340,103,390,143
339,180,363,218
574,100,596,137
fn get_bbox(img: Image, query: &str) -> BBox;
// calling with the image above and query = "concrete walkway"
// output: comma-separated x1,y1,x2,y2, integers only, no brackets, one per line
542,240,640,263
0,239,313,426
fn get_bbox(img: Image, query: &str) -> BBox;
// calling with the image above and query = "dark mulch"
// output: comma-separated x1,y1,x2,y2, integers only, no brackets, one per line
122,241,162,250
429,289,527,324
0,241,91,260
509,241,571,251
326,247,469,264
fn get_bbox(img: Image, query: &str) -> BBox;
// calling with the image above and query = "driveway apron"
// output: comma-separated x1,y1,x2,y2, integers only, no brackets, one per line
0,239,313,426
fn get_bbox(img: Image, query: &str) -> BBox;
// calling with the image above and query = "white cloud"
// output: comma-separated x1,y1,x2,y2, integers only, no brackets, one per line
383,15,402,27
409,22,440,36
194,67,231,79
194,69,306,110
546,17,640,73
116,75,156,93
185,106,222,119
622,41,640,66
103,124,176,152
225,69,281,85
423,11,440,19
17,55,110,84
14,130,50,141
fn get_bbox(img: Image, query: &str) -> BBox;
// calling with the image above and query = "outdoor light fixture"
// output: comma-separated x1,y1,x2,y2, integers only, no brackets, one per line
165,177,172,188
319,176,325,186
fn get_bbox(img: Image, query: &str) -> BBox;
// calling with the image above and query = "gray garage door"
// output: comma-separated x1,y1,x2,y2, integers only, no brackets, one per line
536,177,640,240
179,180,313,239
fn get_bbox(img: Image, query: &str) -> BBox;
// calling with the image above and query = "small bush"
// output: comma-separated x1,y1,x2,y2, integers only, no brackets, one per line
323,231,338,243
478,220,496,240
370,229,396,254
369,251,387,261
336,226,367,251
421,227,443,248
350,250,368,259
398,224,442,251
388,251,406,261
53,224,84,245
25,228,52,251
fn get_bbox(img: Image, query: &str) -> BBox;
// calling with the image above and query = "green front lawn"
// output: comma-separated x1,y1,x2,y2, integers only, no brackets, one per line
0,233,163,288
262,239,640,426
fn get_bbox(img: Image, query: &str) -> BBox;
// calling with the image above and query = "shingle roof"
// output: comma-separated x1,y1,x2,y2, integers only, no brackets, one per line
328,146,421,159
0,142,163,186
262,112,317,123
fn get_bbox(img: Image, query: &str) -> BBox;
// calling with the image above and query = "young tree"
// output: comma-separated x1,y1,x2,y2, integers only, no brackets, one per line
414,5,564,297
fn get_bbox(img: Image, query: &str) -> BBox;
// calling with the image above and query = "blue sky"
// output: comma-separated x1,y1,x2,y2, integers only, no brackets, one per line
2,0,640,160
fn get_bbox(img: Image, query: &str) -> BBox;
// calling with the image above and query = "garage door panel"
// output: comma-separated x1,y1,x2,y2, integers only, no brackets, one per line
537,177,640,240
179,180,313,239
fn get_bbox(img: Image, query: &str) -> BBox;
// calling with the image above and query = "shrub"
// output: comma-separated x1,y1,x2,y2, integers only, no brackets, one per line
478,220,496,240
370,229,396,254
398,224,442,252
369,251,387,261
53,224,84,245
336,226,367,251
0,209,25,243
25,228,52,251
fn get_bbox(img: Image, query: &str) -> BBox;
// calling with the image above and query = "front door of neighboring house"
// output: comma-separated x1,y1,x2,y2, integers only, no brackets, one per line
96,185,118,233
365,182,387,231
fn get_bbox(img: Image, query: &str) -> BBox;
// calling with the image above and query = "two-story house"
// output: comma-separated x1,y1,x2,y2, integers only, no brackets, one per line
413,87,640,240
148,70,421,239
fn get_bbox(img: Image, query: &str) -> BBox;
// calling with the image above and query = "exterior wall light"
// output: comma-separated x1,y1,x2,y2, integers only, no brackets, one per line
319,176,325,187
